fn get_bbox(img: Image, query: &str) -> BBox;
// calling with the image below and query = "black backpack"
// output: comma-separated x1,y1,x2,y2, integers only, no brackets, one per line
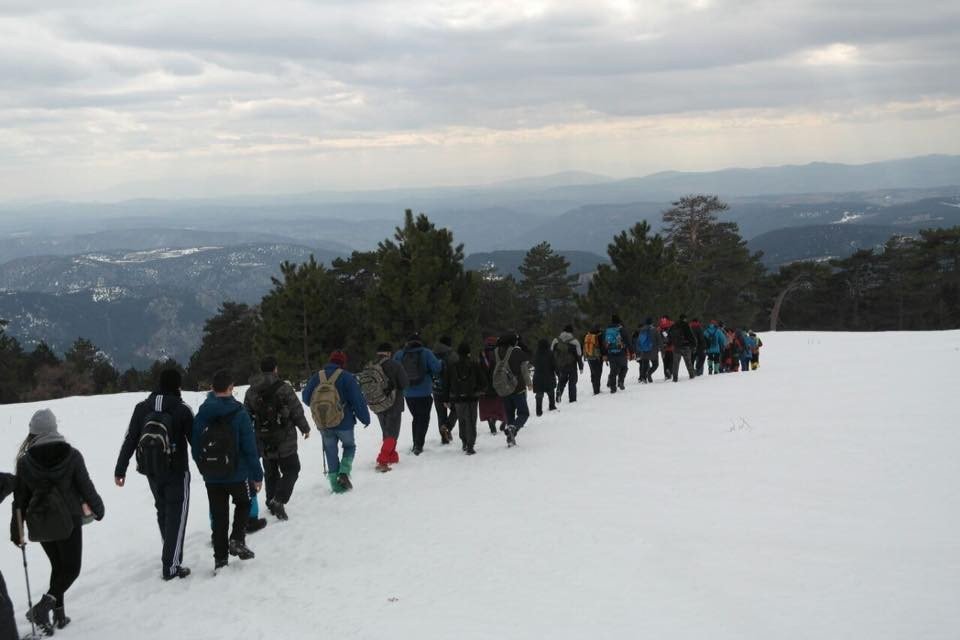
196,409,241,478
252,380,286,441
136,410,174,476
553,341,577,369
402,350,426,386
26,481,74,543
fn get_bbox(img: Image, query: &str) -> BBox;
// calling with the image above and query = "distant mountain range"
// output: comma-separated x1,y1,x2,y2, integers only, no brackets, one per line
464,250,608,279
1,154,958,366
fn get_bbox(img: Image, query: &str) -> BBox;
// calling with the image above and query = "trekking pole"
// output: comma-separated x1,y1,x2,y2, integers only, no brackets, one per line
16,510,38,640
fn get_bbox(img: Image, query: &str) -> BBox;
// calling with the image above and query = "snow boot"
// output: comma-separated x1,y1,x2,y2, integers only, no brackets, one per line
246,517,267,534
53,607,70,630
228,539,255,560
268,499,288,521
26,593,56,636
163,566,191,581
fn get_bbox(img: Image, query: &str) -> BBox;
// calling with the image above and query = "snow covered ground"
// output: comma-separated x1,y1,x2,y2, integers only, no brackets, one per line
1,332,958,639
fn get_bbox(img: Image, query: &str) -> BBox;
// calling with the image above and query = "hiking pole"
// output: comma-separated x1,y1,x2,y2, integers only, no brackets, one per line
16,510,38,640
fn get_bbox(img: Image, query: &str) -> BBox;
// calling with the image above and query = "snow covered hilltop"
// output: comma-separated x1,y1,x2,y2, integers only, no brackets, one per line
1,332,957,639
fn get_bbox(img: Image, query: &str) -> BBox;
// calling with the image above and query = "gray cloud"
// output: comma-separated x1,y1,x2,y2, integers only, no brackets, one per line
0,0,957,200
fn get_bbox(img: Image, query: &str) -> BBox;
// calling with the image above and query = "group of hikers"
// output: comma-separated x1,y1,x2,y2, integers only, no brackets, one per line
1,314,762,638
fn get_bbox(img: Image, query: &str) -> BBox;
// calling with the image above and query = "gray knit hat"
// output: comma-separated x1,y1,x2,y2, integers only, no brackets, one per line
29,409,59,436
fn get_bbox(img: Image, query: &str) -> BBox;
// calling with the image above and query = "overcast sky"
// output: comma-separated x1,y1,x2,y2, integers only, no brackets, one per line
0,0,958,200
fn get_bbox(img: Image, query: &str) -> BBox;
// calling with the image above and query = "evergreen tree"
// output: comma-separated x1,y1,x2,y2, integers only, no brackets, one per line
475,264,524,338
661,195,766,325
64,337,118,394
0,320,25,404
580,221,682,329
371,210,478,345
188,302,260,387
118,367,145,392
258,256,346,379
518,242,578,337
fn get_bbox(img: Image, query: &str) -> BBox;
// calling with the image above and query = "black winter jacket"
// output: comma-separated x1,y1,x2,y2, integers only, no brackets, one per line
443,358,486,402
12,441,104,543
116,392,195,479
668,321,696,349
244,373,310,460
532,349,558,393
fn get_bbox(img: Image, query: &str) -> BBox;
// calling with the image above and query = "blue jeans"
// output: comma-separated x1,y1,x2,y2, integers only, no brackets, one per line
503,393,530,431
321,428,356,473
740,357,752,372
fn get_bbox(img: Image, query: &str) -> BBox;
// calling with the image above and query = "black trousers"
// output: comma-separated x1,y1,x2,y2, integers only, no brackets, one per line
638,353,659,380
672,347,696,381
694,350,707,376
433,394,457,432
662,351,674,379
406,396,434,450
535,390,556,416
557,367,578,402
0,571,16,640
206,483,250,563
264,453,301,505
587,359,603,394
455,401,478,449
148,471,190,578
607,356,628,390
40,520,82,607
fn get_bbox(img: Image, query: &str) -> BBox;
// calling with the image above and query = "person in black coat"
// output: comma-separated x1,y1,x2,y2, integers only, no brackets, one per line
115,368,195,581
11,410,104,635
1,472,17,640
532,338,558,417
443,343,486,455
667,315,697,382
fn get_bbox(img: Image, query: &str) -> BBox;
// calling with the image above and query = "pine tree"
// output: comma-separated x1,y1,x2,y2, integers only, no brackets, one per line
518,242,578,337
0,320,25,404
661,195,765,325
188,302,260,387
580,221,682,329
371,210,478,345
475,264,524,338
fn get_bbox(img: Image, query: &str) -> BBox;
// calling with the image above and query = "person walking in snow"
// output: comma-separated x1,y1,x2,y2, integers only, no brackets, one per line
532,338,558,417
658,315,675,381
10,410,104,634
193,370,263,572
582,326,605,395
432,336,459,445
243,357,311,522
494,334,532,447
302,351,371,492
738,330,756,373
635,318,660,384
395,334,443,455
668,314,697,382
703,320,727,375
366,343,409,472
551,325,583,404
749,331,763,370
115,369,195,581
478,336,508,434
690,318,708,376
602,314,632,393
1,472,19,640
443,342,486,455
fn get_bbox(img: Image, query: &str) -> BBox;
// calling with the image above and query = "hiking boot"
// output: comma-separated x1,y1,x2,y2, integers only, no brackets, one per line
412,447,423,456
26,593,56,635
213,558,228,575
647,375,654,383
465,447,476,455
269,499,288,521
53,606,70,630
337,473,353,491
163,566,191,581
228,539,255,560
246,517,267,534
618,383,625,390
488,423,497,434
375,463,392,473
505,425,517,447
439,426,452,444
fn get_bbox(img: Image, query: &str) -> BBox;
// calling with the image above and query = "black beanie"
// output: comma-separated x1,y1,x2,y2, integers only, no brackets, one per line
260,356,278,373
611,314,621,325
159,369,182,393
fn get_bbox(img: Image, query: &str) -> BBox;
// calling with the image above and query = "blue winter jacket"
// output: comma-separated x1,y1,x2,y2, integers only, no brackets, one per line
393,345,442,398
301,364,371,431
192,393,264,484
704,324,727,355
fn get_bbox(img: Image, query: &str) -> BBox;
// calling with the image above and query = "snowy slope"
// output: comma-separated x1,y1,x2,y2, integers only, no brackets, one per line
1,332,958,640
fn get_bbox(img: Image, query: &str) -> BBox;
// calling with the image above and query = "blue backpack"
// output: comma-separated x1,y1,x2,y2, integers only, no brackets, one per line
636,327,654,353
605,327,624,354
